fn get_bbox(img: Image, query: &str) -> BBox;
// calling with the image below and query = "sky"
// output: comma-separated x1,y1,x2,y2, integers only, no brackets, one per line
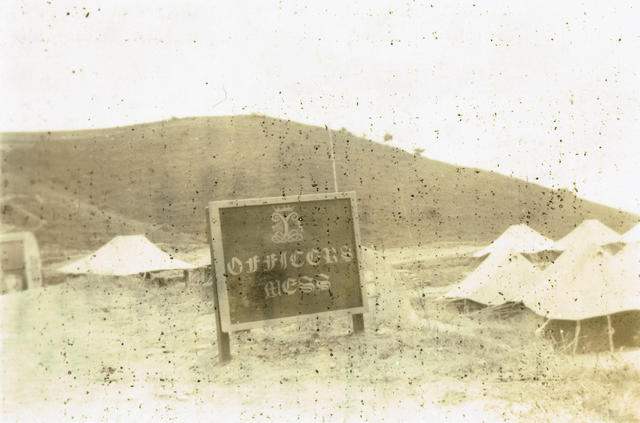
2,0,639,214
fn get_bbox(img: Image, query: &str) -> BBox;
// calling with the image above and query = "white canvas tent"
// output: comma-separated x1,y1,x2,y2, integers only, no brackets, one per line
473,224,556,258
621,223,640,243
188,249,212,268
523,243,640,321
445,249,540,306
552,219,621,251
614,242,640,291
524,242,640,352
58,235,195,276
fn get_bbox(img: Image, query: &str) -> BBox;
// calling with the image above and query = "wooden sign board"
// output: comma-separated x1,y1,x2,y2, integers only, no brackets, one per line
207,192,367,333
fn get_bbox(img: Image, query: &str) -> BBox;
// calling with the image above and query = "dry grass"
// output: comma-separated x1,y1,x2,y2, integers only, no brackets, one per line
2,248,639,422
393,254,482,288
558,363,640,422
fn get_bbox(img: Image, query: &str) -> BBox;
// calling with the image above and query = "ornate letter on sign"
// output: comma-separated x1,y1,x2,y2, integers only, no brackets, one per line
271,206,304,244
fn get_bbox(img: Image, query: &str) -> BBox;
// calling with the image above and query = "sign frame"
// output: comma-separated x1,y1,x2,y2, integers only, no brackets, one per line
207,191,367,333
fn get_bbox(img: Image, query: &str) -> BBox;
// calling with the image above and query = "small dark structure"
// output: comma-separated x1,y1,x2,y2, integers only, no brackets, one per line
0,231,43,294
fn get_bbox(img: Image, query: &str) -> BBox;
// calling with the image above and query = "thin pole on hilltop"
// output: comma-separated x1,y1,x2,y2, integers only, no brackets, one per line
326,125,339,193
606,315,615,353
326,125,364,334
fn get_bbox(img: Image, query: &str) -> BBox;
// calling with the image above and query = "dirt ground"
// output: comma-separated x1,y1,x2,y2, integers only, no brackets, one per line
1,244,639,422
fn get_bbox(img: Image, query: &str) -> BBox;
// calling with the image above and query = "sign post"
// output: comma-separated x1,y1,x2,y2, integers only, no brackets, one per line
207,192,367,362
206,208,231,363
326,127,364,334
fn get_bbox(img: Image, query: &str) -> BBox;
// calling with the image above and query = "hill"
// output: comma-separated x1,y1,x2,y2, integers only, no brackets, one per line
1,115,637,250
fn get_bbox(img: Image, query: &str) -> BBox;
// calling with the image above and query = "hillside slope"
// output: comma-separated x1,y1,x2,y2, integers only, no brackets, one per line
1,115,637,249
